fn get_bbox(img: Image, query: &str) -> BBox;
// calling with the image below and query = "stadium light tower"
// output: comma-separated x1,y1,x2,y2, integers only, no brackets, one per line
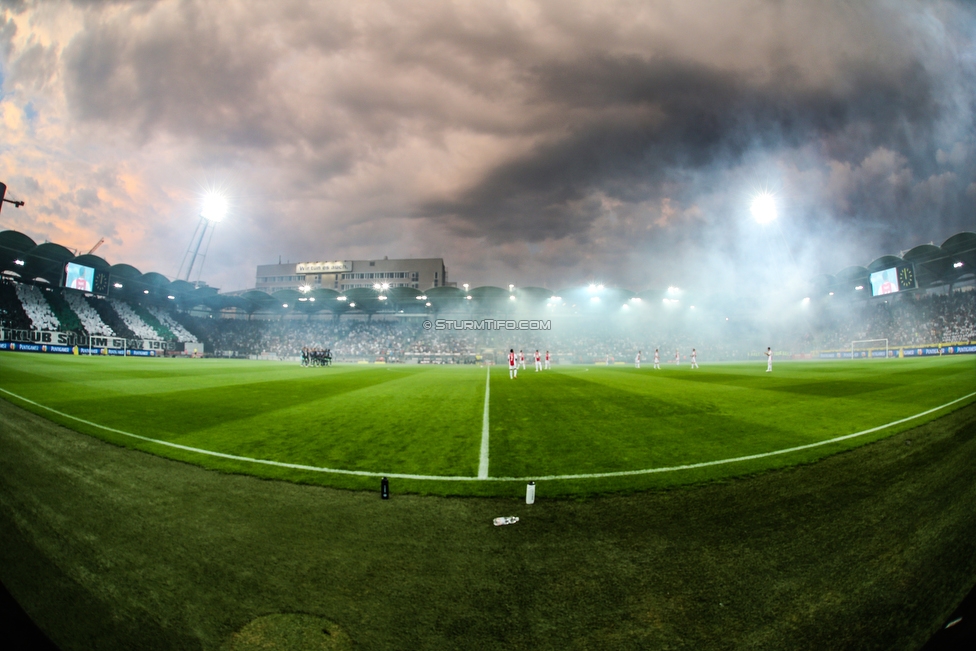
178,192,227,283
750,192,777,224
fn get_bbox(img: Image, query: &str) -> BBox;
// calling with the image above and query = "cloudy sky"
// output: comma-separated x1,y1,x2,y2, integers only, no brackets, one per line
1,0,974,294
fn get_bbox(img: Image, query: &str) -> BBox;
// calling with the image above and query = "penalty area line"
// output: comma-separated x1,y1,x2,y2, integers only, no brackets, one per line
1,387,974,483
478,365,490,479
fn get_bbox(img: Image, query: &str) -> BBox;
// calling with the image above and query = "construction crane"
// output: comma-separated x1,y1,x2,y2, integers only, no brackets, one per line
87,238,105,255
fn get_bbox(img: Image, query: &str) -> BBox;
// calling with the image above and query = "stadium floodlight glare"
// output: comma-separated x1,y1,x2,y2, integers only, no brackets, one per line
855,285,864,291
425,301,431,307
300,284,311,293
167,295,175,300
378,295,387,300
337,295,347,301
954,261,964,268
200,192,228,223
463,283,469,291
509,284,515,292
630,297,641,303
590,296,600,303
349,302,356,307
113,282,123,289
666,285,680,295
13,259,24,265
466,295,472,300
143,289,149,294
509,295,516,301
750,192,777,224
309,297,315,302
802,297,810,304
829,292,834,296
299,297,307,301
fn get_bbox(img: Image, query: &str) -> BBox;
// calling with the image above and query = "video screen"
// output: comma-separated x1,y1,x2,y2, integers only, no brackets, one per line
65,262,96,292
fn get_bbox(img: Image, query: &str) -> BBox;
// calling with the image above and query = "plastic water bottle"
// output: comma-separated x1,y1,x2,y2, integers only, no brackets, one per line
526,481,536,505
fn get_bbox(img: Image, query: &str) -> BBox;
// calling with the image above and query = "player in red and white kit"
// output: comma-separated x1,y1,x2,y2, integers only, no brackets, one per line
653,348,660,369
509,349,518,379
765,347,772,372
519,350,526,370
691,348,699,369
535,350,542,372
544,350,551,369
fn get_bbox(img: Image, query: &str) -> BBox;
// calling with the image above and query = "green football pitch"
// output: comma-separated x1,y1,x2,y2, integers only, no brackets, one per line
0,352,973,496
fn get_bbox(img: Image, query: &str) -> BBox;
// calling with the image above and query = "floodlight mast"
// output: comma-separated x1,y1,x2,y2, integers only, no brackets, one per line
178,193,227,283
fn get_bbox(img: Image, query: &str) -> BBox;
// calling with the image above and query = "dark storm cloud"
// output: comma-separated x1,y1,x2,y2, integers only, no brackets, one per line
422,50,953,243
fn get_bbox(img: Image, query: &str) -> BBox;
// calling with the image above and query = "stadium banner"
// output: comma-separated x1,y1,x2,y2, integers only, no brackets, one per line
1,342,76,354
818,345,976,359
1,328,83,346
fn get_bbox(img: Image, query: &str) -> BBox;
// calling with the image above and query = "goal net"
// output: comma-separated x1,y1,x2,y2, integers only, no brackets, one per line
851,338,889,360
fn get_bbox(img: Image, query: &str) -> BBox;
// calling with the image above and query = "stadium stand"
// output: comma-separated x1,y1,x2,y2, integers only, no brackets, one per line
147,307,198,343
127,302,174,340
85,296,136,339
14,283,60,331
109,299,160,340
0,279,32,330
65,292,116,337
42,290,83,333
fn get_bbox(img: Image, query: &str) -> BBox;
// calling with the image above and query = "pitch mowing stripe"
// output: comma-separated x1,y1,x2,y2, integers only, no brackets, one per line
478,366,490,479
1,387,974,483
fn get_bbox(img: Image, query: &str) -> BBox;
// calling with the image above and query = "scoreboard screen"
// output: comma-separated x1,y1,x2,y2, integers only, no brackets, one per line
870,264,916,297
64,262,110,295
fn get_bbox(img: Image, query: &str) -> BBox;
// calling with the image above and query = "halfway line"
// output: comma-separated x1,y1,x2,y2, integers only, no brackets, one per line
478,366,490,478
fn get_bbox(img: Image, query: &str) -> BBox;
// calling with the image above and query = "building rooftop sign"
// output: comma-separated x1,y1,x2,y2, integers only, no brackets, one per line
296,261,352,273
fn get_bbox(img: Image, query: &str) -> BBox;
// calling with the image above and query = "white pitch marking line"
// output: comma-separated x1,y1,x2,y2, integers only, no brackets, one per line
1,387,974,483
478,366,491,478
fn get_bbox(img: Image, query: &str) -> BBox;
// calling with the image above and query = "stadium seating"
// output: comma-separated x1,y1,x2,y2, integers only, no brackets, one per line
109,299,160,340
65,292,116,336
0,280,32,330
147,307,197,342
14,283,60,331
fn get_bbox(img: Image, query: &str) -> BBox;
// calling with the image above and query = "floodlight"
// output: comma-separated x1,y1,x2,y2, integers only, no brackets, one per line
690,305,695,309
597,284,604,290
630,297,641,303
381,283,389,290
551,296,561,301
954,261,964,268
622,303,629,309
143,289,149,294
855,285,864,290
300,284,311,293
337,296,347,301
463,283,469,291
829,292,834,296
509,295,516,301
466,295,472,300
666,286,680,295
299,297,308,302
750,192,777,224
378,295,387,300
113,282,123,288
13,259,24,266
349,302,356,307
509,284,515,291
425,302,431,307
200,192,228,222
167,295,175,300
590,296,600,303
282,303,288,308
802,297,810,304
309,297,315,302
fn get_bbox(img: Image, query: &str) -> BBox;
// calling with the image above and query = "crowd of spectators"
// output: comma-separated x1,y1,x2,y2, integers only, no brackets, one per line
812,291,976,350
66,292,116,336
14,283,60,331
148,306,198,343
109,299,160,340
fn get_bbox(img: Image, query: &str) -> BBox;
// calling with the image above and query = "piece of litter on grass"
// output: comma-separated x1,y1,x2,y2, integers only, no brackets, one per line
493,516,519,526
945,617,962,629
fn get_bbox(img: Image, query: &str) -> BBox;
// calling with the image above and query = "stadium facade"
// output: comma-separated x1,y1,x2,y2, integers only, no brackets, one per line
255,258,450,293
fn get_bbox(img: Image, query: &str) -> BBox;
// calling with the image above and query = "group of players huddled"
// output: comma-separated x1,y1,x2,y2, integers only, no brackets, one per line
300,347,333,367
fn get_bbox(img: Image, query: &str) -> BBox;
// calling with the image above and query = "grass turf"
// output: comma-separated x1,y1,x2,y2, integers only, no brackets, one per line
2,397,976,649
0,352,973,496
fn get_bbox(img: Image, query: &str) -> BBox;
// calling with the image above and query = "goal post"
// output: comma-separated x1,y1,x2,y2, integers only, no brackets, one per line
851,339,889,360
